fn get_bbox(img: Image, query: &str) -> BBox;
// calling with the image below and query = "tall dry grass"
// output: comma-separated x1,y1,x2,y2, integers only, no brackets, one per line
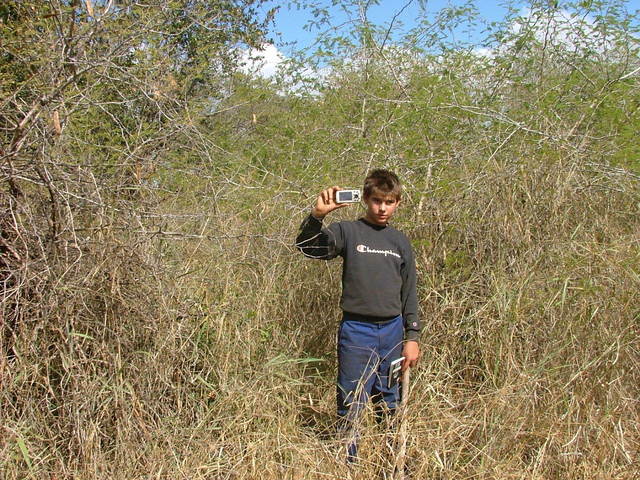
1,148,638,479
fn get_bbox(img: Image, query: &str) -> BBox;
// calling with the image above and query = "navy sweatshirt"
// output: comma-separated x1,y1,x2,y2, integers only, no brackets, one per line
296,214,420,341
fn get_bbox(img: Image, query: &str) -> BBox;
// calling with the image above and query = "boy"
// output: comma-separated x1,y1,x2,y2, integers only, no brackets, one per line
295,169,420,461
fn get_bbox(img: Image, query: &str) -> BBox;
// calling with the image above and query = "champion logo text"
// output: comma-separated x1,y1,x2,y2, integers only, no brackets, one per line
356,244,401,259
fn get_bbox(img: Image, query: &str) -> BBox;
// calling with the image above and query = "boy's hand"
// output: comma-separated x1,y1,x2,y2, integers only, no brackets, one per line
402,341,420,372
312,186,349,219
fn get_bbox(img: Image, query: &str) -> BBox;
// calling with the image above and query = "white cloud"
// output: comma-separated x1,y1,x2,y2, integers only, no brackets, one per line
239,44,286,78
472,7,623,60
473,46,495,58
515,7,629,58
513,8,601,50
238,44,333,96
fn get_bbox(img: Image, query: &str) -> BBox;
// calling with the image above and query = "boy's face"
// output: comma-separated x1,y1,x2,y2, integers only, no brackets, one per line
363,191,400,226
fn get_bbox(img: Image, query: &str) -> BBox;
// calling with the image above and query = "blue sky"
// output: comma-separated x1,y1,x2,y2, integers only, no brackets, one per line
261,0,510,53
244,1,640,79
245,0,511,77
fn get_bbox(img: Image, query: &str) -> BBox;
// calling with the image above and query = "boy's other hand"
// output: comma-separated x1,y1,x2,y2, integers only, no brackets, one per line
312,186,349,219
402,341,420,372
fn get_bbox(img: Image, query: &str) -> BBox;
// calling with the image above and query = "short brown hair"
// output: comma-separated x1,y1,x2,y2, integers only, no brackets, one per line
363,169,402,200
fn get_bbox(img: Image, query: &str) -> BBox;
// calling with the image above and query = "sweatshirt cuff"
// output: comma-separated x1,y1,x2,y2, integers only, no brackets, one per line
309,213,324,223
301,213,323,226
404,315,420,342
405,329,420,342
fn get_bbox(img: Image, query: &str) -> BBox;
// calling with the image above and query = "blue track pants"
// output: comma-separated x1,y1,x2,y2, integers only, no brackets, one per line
337,313,404,460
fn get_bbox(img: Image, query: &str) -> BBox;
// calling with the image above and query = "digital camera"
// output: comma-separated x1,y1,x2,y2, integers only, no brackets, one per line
335,189,361,203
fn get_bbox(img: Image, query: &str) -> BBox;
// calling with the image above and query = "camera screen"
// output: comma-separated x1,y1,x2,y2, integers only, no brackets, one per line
340,192,352,201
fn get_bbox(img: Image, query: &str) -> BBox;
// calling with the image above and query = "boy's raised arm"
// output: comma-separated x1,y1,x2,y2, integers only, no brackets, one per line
295,186,347,260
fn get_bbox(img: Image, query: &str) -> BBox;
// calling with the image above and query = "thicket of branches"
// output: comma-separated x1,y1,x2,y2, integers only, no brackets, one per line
1,1,639,479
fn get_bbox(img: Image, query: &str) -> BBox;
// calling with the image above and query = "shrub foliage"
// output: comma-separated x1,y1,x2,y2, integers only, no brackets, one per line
1,1,639,478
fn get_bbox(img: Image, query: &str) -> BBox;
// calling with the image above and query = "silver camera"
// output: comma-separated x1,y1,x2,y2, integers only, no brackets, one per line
335,189,361,203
